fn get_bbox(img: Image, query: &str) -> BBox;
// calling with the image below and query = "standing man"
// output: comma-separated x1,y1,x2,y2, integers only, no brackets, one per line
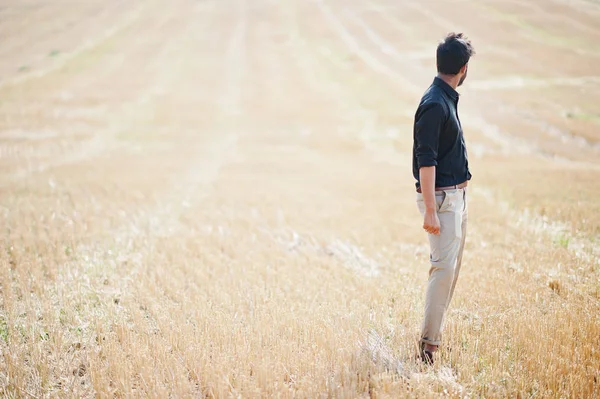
412,33,475,365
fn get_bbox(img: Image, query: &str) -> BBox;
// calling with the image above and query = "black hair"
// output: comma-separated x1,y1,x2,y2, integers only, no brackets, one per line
436,33,475,75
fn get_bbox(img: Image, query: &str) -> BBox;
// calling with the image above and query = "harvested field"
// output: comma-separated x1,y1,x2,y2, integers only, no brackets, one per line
1,0,599,397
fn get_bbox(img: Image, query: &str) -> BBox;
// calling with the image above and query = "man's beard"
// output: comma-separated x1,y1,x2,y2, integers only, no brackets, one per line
458,70,468,87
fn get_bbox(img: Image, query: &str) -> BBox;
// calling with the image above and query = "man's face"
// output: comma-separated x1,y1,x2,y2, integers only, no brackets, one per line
458,64,468,87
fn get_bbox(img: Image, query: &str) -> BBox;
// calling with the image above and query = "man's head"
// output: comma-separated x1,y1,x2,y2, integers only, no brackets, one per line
436,33,475,87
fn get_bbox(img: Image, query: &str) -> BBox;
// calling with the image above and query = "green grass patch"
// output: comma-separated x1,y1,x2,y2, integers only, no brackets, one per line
554,234,570,249
0,316,8,343
565,112,600,124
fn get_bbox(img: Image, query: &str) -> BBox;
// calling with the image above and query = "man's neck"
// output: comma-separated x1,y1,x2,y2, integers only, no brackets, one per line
437,73,460,90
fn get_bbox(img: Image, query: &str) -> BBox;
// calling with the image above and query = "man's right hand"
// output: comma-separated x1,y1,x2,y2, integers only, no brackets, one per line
423,209,440,235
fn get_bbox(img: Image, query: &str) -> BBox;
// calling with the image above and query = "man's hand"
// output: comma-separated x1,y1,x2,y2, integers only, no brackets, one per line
423,208,440,235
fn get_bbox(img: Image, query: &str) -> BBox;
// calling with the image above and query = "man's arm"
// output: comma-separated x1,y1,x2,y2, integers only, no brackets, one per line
415,101,445,235
419,166,440,235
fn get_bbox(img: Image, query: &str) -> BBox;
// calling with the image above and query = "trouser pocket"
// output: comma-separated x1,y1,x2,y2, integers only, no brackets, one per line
439,190,463,237
416,191,446,215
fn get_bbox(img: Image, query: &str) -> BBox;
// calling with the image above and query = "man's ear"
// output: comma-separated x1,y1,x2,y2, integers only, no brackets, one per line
460,63,468,74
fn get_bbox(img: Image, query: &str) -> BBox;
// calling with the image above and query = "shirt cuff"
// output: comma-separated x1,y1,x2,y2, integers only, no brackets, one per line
417,157,438,168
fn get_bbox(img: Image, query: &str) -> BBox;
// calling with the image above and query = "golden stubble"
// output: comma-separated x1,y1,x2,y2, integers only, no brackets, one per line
0,0,599,397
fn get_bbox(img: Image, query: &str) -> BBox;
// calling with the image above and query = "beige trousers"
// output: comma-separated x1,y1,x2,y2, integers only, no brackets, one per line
416,188,468,346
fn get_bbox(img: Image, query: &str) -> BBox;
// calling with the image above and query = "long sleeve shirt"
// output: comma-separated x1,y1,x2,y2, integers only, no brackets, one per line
412,77,471,189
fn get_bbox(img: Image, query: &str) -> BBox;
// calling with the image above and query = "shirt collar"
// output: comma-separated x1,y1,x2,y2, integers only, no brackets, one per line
433,77,459,101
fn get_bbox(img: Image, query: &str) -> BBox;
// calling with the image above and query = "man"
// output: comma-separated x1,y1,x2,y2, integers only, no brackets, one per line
412,32,475,365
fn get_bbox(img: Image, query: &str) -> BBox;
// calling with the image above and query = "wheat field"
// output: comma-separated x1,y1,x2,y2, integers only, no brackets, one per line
1,0,599,397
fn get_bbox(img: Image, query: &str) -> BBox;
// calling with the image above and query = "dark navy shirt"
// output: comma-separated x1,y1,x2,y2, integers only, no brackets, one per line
412,77,471,189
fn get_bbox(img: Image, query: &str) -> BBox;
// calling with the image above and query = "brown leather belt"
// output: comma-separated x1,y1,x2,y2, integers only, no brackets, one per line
416,181,468,194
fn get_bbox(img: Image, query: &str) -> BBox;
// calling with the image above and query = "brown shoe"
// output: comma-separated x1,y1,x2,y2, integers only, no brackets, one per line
419,342,437,365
